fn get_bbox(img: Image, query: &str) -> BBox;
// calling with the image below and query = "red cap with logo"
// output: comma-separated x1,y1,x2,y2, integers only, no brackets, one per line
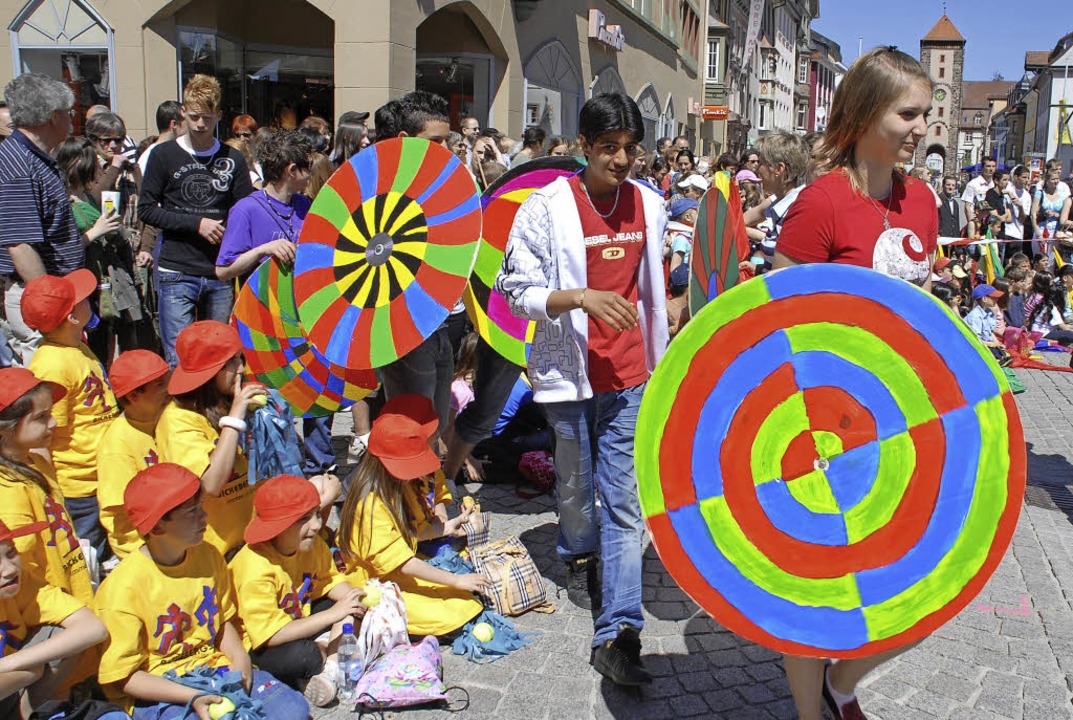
0,367,66,412
168,321,242,395
109,350,170,399
244,475,320,545
124,463,201,535
21,268,97,333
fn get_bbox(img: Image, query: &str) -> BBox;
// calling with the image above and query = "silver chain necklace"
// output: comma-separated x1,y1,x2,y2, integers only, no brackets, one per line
581,177,621,219
868,186,894,230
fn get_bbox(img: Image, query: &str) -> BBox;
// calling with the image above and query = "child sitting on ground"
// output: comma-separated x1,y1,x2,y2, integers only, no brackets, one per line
22,269,119,566
0,519,109,719
0,368,92,605
94,463,309,718
97,351,170,561
964,284,1004,344
1004,267,1028,328
229,475,366,707
337,395,490,636
155,321,263,558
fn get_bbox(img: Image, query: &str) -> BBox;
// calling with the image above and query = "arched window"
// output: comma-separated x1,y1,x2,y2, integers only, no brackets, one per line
8,0,113,134
524,40,581,137
591,65,626,98
635,84,659,150
661,94,676,139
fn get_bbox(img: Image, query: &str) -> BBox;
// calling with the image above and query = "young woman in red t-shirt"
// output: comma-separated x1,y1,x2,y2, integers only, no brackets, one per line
772,47,937,720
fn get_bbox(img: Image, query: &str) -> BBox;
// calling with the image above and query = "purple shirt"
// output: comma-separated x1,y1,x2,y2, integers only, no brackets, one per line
217,191,312,268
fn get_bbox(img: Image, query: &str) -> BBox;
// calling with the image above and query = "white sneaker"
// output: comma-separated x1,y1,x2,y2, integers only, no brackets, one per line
304,670,337,707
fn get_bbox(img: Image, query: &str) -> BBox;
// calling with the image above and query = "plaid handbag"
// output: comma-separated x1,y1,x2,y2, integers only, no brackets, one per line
470,536,553,616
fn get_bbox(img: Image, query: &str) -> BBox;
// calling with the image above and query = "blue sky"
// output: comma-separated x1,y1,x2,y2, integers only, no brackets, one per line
812,1,1073,81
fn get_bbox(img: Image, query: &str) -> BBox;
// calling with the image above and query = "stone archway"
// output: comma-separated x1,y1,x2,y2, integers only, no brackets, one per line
635,83,660,149
524,39,581,137
591,64,625,98
925,142,946,175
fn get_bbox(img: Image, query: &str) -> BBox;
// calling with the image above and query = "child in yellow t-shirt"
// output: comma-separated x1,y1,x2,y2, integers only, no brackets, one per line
22,269,119,565
97,350,170,561
93,463,308,717
0,368,92,605
0,517,107,718
155,321,265,558
230,474,366,707
338,394,489,637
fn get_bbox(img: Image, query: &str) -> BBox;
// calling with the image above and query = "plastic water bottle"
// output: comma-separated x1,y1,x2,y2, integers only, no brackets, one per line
336,622,361,705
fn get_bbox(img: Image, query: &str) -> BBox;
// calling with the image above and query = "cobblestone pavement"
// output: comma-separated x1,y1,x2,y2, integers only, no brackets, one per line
313,360,1073,720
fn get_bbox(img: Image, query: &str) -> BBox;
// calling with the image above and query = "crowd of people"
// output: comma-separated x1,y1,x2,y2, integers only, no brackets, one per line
0,40,1056,720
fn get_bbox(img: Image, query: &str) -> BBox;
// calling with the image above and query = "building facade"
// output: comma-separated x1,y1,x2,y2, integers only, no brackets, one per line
804,29,842,132
1,0,705,148
1021,32,1073,174
915,14,965,178
958,80,1012,168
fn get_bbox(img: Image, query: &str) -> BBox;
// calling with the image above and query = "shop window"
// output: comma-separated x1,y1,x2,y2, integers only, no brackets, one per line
9,0,113,135
178,28,333,133
525,40,581,137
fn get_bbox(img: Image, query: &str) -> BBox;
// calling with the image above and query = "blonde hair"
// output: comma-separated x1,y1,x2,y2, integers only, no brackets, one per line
182,74,221,113
820,47,933,192
337,455,421,562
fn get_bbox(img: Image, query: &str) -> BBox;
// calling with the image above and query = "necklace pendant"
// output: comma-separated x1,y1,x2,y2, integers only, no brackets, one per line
883,218,891,231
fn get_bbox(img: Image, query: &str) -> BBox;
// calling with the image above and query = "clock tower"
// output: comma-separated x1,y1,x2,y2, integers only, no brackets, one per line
917,14,966,176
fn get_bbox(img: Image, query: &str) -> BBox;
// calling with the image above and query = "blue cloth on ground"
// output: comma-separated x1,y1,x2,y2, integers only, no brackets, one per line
451,609,539,663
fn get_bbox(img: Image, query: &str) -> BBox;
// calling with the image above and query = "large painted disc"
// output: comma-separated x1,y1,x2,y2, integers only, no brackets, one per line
232,259,377,418
293,138,482,369
464,156,585,365
637,263,1025,658
689,173,752,315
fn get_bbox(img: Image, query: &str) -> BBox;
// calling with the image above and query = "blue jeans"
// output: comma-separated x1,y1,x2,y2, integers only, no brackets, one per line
64,493,110,563
543,382,646,646
302,415,336,475
156,269,234,367
130,669,308,719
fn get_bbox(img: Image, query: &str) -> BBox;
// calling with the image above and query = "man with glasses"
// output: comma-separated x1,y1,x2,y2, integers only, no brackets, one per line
138,74,253,366
0,73,83,364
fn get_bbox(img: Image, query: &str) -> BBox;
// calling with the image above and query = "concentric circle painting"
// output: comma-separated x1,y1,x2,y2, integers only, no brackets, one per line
232,259,378,417
293,138,482,369
636,263,1025,658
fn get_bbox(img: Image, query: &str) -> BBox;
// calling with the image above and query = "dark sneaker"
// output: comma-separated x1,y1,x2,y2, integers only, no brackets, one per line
565,555,597,610
591,625,651,686
823,665,868,720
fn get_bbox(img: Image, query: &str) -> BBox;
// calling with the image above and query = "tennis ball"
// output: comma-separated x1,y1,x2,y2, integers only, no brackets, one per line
472,622,494,643
363,584,382,607
248,394,268,408
208,697,235,720
462,496,476,510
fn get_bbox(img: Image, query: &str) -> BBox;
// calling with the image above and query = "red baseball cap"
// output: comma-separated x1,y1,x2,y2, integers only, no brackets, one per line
168,321,242,396
934,257,952,271
244,475,320,545
124,463,201,535
367,412,440,481
379,393,438,434
0,367,66,412
0,518,47,544
21,268,97,333
110,350,170,399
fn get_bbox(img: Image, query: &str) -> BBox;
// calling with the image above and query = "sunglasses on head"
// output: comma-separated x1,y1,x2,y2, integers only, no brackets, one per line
235,131,253,138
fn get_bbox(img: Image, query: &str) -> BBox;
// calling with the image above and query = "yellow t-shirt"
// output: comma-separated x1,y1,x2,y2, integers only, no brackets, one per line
0,459,93,605
155,402,253,556
94,542,236,708
28,341,119,499
342,478,480,636
0,578,85,658
97,414,159,558
228,537,346,650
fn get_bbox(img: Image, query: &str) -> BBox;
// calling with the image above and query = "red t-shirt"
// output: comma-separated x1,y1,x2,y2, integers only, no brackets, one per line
569,175,649,392
776,170,939,286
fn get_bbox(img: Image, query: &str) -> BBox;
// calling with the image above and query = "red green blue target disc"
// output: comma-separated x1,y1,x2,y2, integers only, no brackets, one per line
232,259,377,418
464,157,585,366
637,263,1025,658
293,138,482,369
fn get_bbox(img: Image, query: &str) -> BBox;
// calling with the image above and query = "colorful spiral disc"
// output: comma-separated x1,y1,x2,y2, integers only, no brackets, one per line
689,173,751,315
637,264,1025,658
293,138,482,369
464,156,585,366
232,259,378,418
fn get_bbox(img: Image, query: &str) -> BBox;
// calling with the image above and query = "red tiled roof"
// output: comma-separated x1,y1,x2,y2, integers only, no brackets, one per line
962,80,1015,110
922,15,966,43
1025,50,1050,68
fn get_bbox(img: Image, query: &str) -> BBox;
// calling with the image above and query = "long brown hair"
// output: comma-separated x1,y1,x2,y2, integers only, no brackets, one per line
0,385,54,495
173,380,231,431
820,46,933,193
337,455,421,562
